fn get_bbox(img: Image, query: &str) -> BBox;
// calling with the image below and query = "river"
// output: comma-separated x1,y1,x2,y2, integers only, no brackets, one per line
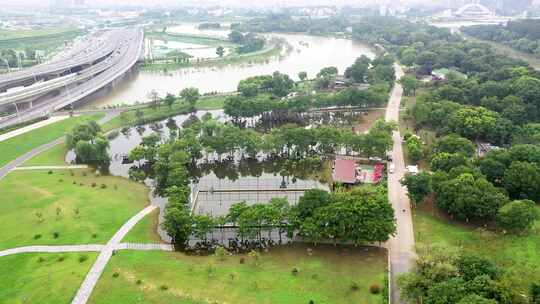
85,24,374,109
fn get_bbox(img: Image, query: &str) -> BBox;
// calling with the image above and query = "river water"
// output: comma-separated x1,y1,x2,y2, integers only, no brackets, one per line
85,24,374,108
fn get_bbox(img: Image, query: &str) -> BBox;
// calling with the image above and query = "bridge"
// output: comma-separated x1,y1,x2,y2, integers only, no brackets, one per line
0,28,144,128
455,1,495,18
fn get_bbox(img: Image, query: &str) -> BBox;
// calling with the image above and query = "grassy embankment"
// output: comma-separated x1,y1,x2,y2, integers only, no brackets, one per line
141,31,284,71
0,252,97,303
413,205,540,294
0,169,150,250
0,113,103,168
90,245,387,304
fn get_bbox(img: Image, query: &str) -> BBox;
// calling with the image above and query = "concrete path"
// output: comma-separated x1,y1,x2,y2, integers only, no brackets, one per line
0,116,70,143
13,165,88,170
116,243,173,251
71,205,157,304
0,245,105,257
0,110,120,181
385,64,416,304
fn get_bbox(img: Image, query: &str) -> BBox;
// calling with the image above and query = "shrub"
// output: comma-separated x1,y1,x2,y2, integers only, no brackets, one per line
53,232,60,238
292,267,299,276
47,170,53,175
33,234,42,239
239,257,245,264
92,233,97,238
91,182,96,188
79,255,88,263
58,179,63,182
351,281,360,291
57,256,65,262
70,171,74,176
79,183,84,186
72,181,76,185
37,257,45,263
370,284,381,294
214,246,228,261
112,272,119,278
160,285,169,291
136,279,142,285
100,184,107,189
82,172,87,176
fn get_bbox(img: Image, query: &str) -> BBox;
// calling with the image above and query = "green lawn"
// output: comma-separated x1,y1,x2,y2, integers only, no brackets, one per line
0,113,103,168
89,245,387,304
0,169,150,250
413,207,540,294
122,208,162,243
23,143,68,166
0,252,97,304
195,95,227,110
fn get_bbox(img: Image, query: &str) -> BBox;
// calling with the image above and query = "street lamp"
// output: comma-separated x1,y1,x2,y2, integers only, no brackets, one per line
0,58,11,73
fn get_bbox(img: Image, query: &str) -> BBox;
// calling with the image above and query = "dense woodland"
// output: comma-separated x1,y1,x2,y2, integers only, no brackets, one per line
462,19,540,57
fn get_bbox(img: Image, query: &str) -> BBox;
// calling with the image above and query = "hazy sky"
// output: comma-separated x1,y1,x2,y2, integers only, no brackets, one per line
2,0,427,9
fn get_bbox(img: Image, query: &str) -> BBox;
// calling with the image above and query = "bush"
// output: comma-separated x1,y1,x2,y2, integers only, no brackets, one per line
239,257,245,264
91,182,96,188
100,184,107,189
57,256,65,262
370,284,381,294
136,279,142,285
47,170,53,175
112,272,119,278
72,181,76,185
37,257,45,263
53,232,60,238
33,234,42,239
160,285,169,291
92,233,97,238
79,255,88,263
351,281,360,291
58,179,63,182
292,267,299,276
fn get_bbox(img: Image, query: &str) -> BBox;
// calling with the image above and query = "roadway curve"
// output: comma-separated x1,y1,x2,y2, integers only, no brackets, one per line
386,63,416,304
0,28,143,129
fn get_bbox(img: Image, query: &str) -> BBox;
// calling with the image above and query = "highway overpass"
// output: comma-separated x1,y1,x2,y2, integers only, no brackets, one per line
0,28,144,128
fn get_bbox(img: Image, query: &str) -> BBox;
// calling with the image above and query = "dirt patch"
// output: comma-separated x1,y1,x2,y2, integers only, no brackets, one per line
354,109,385,133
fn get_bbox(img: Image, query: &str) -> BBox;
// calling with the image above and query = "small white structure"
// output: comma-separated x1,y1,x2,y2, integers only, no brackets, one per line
406,165,419,175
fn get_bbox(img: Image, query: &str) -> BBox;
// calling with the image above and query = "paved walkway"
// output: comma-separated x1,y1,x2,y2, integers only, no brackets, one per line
13,165,88,170
0,116,70,143
71,205,157,304
385,64,416,304
0,245,105,257
0,111,119,181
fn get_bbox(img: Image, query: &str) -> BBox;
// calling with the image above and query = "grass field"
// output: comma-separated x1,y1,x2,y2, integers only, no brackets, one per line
0,252,97,304
0,113,103,168
23,143,68,166
413,206,540,294
89,244,387,304
0,28,85,55
122,208,161,243
0,169,150,250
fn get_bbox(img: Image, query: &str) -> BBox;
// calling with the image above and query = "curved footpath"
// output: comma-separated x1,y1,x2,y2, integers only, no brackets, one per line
385,64,416,304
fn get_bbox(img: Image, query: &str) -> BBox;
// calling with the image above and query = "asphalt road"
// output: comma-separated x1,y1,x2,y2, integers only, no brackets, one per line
386,64,416,304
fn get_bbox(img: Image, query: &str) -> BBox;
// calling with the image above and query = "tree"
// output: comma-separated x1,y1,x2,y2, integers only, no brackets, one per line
435,173,509,222
147,89,160,109
455,254,500,281
295,189,330,221
216,46,225,57
457,294,497,304
192,214,215,241
228,30,244,44
531,283,540,304
430,152,468,172
503,161,540,202
298,71,307,81
497,200,539,233
345,56,370,83
317,66,338,78
180,87,200,112
164,93,176,108
399,75,420,96
162,206,193,250
401,172,432,206
433,134,475,157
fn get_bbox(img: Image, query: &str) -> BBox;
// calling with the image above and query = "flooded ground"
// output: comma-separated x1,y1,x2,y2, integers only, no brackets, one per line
86,23,374,108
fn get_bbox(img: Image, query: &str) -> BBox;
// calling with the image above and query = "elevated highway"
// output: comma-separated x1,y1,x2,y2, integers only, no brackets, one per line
0,28,143,128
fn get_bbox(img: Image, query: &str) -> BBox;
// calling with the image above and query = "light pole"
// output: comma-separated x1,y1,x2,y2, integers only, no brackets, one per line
0,58,11,73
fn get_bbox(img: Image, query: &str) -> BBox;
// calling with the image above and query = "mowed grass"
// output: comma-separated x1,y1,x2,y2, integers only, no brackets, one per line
122,208,162,243
0,252,97,304
0,113,103,168
89,245,387,304
0,169,150,250
23,143,68,166
413,207,540,293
